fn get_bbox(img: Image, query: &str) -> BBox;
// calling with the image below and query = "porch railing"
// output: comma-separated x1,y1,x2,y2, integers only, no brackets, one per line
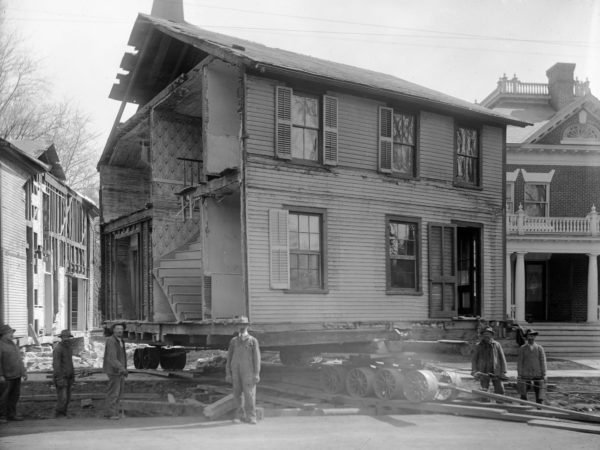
507,204,599,236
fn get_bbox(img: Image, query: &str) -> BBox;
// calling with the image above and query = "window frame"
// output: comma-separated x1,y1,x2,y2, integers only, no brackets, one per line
453,122,482,189
385,215,422,295
284,205,328,294
523,182,550,217
378,106,420,179
290,91,321,163
506,181,515,213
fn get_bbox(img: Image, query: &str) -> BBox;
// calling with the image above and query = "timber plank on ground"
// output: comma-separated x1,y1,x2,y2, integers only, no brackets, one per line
527,419,600,435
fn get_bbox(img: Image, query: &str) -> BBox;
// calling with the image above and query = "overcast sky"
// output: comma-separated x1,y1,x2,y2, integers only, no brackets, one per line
3,0,599,153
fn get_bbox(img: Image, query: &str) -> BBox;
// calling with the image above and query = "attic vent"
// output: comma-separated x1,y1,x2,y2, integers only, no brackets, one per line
231,44,246,51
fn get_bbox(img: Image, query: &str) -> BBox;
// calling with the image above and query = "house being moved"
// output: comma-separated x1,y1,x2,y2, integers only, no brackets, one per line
98,1,526,364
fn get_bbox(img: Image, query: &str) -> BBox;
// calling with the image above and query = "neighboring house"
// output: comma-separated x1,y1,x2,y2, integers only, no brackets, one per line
0,138,99,340
481,63,600,355
98,4,525,352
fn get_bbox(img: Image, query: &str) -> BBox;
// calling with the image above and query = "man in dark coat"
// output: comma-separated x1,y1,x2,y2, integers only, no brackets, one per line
517,328,547,404
0,324,27,422
53,329,75,418
226,316,261,424
471,326,507,395
103,323,128,420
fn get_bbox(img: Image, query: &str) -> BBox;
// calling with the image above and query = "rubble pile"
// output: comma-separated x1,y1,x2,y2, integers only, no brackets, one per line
22,336,138,372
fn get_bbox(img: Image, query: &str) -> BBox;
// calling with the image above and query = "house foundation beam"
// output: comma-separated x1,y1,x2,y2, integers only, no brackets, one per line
587,253,599,322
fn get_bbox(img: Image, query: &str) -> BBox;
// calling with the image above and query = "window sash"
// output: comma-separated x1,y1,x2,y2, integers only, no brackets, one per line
291,93,320,161
455,126,480,185
289,212,323,290
524,183,549,217
387,219,419,291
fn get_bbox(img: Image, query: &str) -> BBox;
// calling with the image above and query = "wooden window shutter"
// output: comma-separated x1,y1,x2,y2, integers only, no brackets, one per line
269,208,290,289
275,86,293,159
323,95,338,166
428,223,457,318
378,107,393,173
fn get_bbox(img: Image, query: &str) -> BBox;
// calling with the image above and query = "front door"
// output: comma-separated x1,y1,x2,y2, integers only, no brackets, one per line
525,262,546,321
457,227,481,316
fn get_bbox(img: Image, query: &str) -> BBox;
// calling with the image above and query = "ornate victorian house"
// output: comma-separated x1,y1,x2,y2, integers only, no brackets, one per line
482,63,600,355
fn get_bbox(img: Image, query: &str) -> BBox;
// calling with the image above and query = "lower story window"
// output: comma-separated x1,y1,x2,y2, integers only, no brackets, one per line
387,217,419,291
289,212,322,289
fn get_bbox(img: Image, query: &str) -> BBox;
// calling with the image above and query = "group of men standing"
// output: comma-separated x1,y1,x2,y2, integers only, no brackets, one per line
0,318,261,423
471,325,547,404
1,319,547,421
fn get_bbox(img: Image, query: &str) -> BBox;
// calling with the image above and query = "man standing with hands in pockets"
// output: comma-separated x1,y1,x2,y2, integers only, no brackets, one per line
226,316,261,424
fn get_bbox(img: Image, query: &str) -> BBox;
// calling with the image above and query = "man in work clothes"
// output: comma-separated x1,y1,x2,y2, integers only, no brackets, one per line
0,324,27,422
53,329,75,418
226,316,261,424
517,328,547,404
103,323,128,420
471,326,507,396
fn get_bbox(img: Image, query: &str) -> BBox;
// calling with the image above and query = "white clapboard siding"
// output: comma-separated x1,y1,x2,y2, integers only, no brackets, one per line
244,75,505,323
0,162,30,337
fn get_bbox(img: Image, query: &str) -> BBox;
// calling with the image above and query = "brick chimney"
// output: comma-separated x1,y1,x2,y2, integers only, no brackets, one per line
546,62,576,111
151,0,184,22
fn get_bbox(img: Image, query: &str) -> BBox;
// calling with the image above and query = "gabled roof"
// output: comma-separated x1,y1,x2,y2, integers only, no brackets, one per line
0,137,51,174
112,14,527,128
523,94,600,145
9,140,67,181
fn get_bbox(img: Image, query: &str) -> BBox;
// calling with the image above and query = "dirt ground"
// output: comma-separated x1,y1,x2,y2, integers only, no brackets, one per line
14,352,600,420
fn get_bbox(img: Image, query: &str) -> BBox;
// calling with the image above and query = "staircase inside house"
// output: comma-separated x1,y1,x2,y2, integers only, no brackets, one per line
522,323,600,357
153,238,205,321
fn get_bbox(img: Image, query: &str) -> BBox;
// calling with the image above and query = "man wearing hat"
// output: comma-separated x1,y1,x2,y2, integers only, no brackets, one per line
53,329,75,418
517,328,547,404
471,326,508,395
225,316,261,424
0,324,27,422
103,323,128,420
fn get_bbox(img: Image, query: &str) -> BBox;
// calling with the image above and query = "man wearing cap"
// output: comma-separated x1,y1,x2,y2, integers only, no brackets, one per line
0,324,27,422
103,323,128,420
471,326,507,396
517,328,547,404
53,329,75,418
226,316,261,424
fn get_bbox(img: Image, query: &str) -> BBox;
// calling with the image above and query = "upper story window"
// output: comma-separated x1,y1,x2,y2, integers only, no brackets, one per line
524,183,549,217
379,107,417,177
521,169,554,217
506,182,515,213
268,207,327,292
292,94,319,161
386,216,420,293
455,125,480,187
275,86,338,166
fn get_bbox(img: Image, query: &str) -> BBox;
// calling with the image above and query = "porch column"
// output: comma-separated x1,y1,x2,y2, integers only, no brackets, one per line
506,253,513,319
587,253,599,322
514,251,526,322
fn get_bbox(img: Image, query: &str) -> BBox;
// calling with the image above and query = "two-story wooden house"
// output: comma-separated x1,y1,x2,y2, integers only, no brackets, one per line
98,3,526,359
481,63,600,356
0,138,99,341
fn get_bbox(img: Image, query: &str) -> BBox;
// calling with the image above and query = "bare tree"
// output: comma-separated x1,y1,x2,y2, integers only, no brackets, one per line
0,4,100,203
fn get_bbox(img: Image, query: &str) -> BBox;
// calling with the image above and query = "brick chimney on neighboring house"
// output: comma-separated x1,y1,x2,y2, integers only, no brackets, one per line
151,0,184,22
546,62,576,111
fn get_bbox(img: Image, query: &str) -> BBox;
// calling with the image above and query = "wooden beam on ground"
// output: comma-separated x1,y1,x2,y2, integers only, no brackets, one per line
122,399,204,417
440,383,600,424
21,393,161,401
258,393,318,410
203,393,235,419
528,419,600,435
